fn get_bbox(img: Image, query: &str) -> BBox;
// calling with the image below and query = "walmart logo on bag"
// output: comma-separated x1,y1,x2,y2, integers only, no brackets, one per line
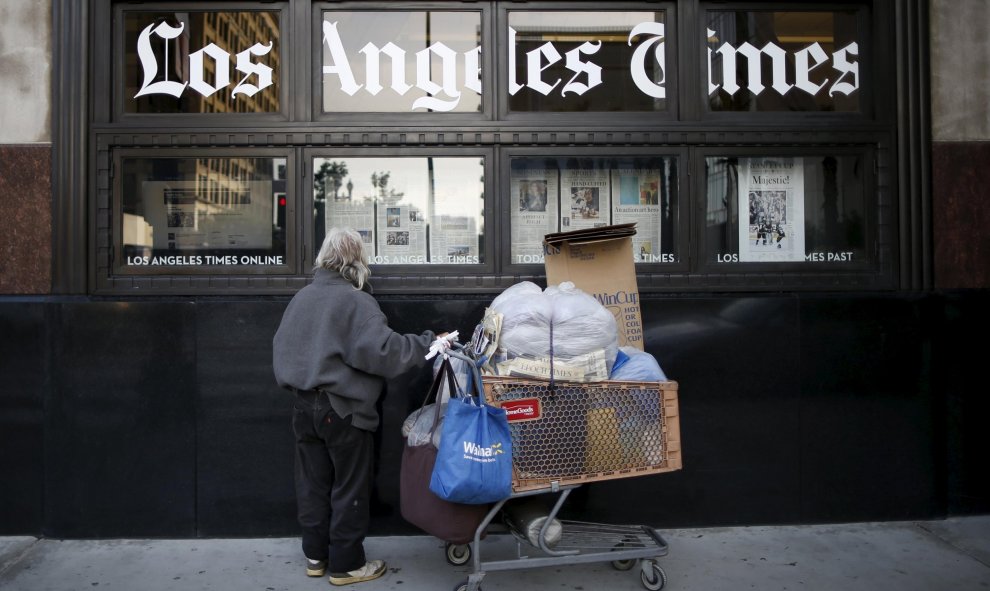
462,441,504,463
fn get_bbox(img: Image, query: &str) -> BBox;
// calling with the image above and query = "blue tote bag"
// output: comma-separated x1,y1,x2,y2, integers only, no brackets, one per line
429,393,513,504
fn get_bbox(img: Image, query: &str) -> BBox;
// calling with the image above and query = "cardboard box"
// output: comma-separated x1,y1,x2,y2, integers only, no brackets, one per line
543,223,643,350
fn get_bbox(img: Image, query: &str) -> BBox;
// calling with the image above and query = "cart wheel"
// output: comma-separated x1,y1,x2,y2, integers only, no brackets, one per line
640,560,666,591
453,580,478,591
445,542,472,566
610,542,636,571
612,557,636,571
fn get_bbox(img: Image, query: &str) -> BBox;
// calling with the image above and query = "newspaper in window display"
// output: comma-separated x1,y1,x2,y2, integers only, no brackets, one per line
429,214,480,264
611,169,663,263
326,200,376,254
560,169,611,232
510,169,559,264
145,180,273,250
738,157,805,262
375,204,428,264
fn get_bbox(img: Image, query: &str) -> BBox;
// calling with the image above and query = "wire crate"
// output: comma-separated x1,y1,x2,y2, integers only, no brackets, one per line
482,376,681,492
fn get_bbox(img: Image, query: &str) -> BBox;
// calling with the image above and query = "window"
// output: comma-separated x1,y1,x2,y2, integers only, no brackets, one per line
705,9,861,113
120,9,282,115
319,9,484,114
312,155,487,265
505,9,672,114
116,153,291,274
507,154,680,265
703,152,871,267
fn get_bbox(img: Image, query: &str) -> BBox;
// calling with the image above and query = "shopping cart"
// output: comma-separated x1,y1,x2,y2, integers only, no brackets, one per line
441,346,681,591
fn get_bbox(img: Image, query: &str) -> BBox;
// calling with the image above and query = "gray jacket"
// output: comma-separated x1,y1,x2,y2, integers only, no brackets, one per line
273,268,435,430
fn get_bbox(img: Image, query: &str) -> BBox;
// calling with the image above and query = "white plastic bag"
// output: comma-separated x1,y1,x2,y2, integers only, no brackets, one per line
545,282,618,367
402,403,446,448
490,281,552,358
430,354,471,402
490,281,619,374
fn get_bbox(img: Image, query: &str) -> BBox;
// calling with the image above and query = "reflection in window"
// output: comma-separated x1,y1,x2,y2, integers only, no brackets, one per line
706,10,860,112
121,157,287,268
705,155,867,263
507,11,667,113
509,156,678,264
313,157,485,265
321,11,482,113
123,11,280,114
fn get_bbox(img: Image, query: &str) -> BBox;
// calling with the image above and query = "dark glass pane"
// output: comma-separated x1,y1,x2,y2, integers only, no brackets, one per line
321,11,482,113
705,155,868,264
313,157,485,265
509,155,678,264
123,11,281,114
121,156,287,268
707,11,860,112
507,11,668,113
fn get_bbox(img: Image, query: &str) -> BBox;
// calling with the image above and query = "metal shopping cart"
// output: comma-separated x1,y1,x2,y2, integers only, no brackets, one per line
442,346,682,591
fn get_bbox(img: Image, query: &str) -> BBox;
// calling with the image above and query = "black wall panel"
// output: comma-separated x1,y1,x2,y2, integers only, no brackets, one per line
798,296,940,522
195,301,297,536
44,302,198,537
0,302,46,534
939,292,990,515
1,292,985,537
569,297,804,527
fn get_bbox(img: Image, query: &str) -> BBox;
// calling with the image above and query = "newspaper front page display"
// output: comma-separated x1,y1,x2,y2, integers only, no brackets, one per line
326,200,376,254
144,180,273,251
611,168,663,262
376,203,428,264
429,215,479,264
560,169,611,232
510,169,560,264
738,157,805,262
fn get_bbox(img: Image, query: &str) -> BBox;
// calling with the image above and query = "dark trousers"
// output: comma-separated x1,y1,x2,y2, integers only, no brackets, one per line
292,390,374,573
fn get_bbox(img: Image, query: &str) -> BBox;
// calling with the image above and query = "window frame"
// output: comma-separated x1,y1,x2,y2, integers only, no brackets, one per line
499,146,691,276
97,146,298,293
76,0,913,296
497,1,680,124
311,1,495,124
698,0,876,124
302,146,498,279
693,144,884,280
109,1,292,126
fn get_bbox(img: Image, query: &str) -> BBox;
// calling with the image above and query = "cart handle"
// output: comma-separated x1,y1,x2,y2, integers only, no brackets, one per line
443,341,487,399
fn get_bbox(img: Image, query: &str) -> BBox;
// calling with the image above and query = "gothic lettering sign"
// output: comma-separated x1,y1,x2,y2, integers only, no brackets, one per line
134,20,275,101
129,14,862,113
706,28,859,99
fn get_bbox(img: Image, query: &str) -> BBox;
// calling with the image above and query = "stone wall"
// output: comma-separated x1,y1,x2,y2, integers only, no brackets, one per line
930,0,990,289
0,0,52,294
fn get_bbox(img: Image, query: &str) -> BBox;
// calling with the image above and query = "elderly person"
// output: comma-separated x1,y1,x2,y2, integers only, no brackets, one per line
273,227,438,586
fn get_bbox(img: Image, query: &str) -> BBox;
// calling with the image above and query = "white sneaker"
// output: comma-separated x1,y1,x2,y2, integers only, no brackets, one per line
306,558,327,577
328,560,386,586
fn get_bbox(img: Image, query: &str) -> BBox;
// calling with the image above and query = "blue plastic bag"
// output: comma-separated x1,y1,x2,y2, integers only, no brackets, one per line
429,395,513,504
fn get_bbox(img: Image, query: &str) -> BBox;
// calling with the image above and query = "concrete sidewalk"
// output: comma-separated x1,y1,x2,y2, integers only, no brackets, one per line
1,516,988,591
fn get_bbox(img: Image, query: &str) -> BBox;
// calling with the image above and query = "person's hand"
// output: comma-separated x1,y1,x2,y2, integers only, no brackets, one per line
425,331,458,360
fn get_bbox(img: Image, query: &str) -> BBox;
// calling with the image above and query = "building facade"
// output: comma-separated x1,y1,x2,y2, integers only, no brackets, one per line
0,0,987,538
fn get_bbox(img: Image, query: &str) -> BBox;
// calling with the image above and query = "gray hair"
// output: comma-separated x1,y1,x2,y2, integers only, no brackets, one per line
314,227,371,289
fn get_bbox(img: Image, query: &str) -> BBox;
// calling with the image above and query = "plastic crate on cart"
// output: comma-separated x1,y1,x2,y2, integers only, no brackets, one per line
482,376,681,492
